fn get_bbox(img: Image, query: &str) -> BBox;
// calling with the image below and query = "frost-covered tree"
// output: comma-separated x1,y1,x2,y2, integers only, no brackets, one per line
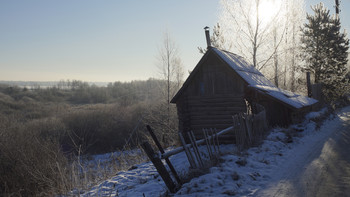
219,0,305,90
282,0,305,91
300,3,349,101
219,0,288,70
198,23,231,54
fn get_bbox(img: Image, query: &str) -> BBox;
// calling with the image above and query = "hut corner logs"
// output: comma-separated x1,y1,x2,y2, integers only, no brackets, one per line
170,47,318,141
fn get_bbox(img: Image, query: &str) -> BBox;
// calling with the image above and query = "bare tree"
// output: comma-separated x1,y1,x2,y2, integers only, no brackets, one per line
154,31,184,143
156,31,184,104
219,0,305,89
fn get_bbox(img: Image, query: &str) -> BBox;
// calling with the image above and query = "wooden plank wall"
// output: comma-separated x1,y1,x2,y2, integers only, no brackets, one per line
188,94,246,141
252,96,292,127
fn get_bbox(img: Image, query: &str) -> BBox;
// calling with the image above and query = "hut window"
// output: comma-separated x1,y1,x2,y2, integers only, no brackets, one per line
200,82,205,95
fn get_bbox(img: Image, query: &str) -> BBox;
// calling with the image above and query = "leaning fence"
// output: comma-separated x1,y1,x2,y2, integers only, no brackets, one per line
141,126,234,193
141,105,267,193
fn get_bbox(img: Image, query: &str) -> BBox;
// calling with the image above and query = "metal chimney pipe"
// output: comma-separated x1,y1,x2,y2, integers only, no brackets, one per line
204,26,211,48
335,0,340,19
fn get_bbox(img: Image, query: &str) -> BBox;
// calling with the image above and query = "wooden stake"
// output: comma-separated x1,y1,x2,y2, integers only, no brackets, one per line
215,129,220,154
141,142,177,193
146,125,181,184
179,132,196,168
190,131,204,167
206,129,214,158
203,129,213,159
187,132,202,168
210,129,217,154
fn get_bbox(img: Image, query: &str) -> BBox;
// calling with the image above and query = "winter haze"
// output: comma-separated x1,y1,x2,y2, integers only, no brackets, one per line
0,0,349,82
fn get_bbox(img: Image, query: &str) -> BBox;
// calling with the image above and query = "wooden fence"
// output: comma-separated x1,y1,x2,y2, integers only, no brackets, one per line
141,126,234,193
141,105,267,193
233,108,267,151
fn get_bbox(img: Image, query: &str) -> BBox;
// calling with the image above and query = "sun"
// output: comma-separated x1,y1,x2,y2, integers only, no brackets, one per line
257,0,284,26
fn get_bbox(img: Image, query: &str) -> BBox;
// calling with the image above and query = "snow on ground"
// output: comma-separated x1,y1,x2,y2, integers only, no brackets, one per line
80,146,192,196
81,106,350,197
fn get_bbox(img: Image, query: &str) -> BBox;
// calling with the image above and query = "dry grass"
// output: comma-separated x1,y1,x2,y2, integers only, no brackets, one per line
68,147,147,194
0,113,149,196
0,118,71,196
0,82,180,196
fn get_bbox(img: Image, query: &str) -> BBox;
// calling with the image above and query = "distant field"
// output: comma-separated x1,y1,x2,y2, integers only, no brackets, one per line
0,80,109,88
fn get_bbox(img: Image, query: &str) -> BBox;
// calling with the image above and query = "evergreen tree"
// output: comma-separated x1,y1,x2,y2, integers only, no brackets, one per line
300,3,349,101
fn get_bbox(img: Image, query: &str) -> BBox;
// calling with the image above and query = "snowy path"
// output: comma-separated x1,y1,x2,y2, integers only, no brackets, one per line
254,107,350,197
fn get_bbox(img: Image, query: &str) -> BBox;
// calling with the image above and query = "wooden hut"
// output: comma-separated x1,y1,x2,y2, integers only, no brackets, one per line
171,33,317,139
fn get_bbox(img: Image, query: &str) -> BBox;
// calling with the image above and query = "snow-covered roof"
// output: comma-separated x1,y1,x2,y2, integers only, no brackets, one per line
213,48,275,87
213,48,318,109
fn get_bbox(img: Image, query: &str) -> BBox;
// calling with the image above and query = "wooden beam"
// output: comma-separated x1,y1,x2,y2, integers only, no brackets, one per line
141,142,177,193
146,125,181,184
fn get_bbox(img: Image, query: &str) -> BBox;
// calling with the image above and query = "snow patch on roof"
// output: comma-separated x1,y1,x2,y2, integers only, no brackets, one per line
237,70,275,87
251,85,318,109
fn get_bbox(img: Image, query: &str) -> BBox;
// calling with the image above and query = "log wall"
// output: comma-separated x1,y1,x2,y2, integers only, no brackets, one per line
175,54,247,141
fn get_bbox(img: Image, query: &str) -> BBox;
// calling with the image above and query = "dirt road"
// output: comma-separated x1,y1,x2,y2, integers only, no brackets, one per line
255,109,350,197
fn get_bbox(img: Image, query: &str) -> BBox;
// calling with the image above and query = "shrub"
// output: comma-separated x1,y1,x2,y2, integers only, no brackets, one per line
61,103,149,155
0,118,71,196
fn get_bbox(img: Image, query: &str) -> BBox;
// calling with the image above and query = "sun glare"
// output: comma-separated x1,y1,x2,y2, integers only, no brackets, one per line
257,0,284,26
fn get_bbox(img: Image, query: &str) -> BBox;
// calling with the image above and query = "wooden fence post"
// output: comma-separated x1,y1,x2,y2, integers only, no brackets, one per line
146,125,181,184
306,72,312,97
179,132,196,168
141,141,177,193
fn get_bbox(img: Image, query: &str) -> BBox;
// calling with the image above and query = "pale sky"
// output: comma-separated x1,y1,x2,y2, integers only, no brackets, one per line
1,0,349,82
